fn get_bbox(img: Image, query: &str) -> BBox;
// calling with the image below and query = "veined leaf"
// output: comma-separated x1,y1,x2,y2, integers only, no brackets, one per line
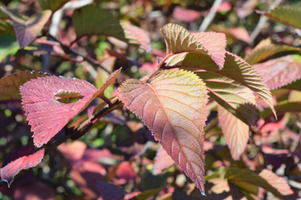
1,148,45,186
205,167,283,199
37,0,69,12
0,34,19,62
259,169,293,196
253,54,301,90
20,68,121,147
260,101,301,119
72,5,126,42
166,52,271,125
245,38,301,65
218,105,250,160
0,71,48,101
161,23,226,69
259,5,301,29
0,6,51,49
119,69,208,194
123,23,151,52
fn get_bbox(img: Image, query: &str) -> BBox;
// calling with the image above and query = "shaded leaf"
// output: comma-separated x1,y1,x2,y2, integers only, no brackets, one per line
153,145,174,175
172,6,201,22
236,0,258,19
97,181,127,200
245,38,301,65
14,181,55,200
210,25,250,43
1,148,45,186
0,20,14,35
57,141,87,163
135,188,163,200
72,5,126,41
161,23,226,69
253,55,301,90
259,5,301,29
0,71,48,101
218,105,250,160
0,6,52,48
119,69,208,193
259,169,293,196
0,3,8,19
140,170,171,191
20,68,121,147
260,101,301,119
0,34,19,62
123,23,151,52
37,0,69,12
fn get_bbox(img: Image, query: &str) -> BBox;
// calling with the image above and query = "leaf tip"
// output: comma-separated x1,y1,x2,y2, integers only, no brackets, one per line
201,191,206,196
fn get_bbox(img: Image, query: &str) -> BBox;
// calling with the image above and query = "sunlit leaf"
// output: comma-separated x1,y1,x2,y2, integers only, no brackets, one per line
0,6,52,48
161,23,226,69
259,5,301,29
172,6,201,22
153,145,174,175
37,0,69,12
72,5,126,41
119,69,208,193
218,105,250,160
123,23,151,52
0,71,48,102
260,101,301,119
0,34,19,62
0,148,45,186
245,38,301,65
210,25,250,43
253,55,301,90
20,68,121,147
259,169,293,196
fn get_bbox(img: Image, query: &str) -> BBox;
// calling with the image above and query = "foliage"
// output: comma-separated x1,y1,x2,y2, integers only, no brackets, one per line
0,0,301,199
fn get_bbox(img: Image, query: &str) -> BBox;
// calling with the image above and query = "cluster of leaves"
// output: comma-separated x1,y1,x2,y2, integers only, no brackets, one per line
1,0,301,199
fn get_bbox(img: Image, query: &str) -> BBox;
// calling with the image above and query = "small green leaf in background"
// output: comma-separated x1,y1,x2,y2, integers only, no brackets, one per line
0,34,19,62
0,6,52,48
0,2,8,19
37,0,69,12
259,5,301,30
72,4,126,42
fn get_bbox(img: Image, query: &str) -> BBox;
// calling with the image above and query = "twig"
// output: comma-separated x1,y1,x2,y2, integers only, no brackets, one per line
198,0,223,32
249,0,282,44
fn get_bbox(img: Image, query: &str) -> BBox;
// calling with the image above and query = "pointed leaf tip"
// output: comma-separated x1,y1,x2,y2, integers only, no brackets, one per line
119,69,208,193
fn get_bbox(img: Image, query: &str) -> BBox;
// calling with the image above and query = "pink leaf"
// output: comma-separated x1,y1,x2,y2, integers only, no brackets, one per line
253,55,301,90
172,6,201,22
153,145,174,175
0,6,52,48
124,24,151,52
57,141,87,163
259,169,294,196
236,0,258,19
218,105,250,160
1,148,45,186
119,69,208,194
20,68,121,147
115,161,138,181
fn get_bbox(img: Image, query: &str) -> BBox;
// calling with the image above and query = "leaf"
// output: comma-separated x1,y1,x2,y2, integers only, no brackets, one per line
14,181,55,200
172,6,201,22
253,55,301,90
0,148,45,187
0,3,8,19
236,0,258,19
245,38,301,65
20,68,121,147
153,145,174,175
115,161,138,180
37,0,69,12
0,6,52,48
259,169,293,196
0,71,48,102
72,5,126,41
259,5,301,29
96,181,127,200
0,34,19,62
218,105,250,160
205,167,283,199
161,23,226,69
260,101,301,119
119,69,208,193
135,188,163,200
123,23,151,52
0,20,14,35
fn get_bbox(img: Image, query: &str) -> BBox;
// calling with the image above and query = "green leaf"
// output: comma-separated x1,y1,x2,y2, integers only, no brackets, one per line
0,20,15,36
245,38,301,65
135,188,163,200
259,5,301,29
206,167,283,199
0,34,19,62
37,0,69,12
0,6,52,48
161,23,226,69
260,101,301,119
0,3,8,19
72,4,126,42
0,71,48,102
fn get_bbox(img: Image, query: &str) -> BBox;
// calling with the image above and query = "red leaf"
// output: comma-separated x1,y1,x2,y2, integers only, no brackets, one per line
119,69,208,194
115,161,138,181
253,55,301,90
172,6,201,22
1,148,44,186
20,68,121,147
57,141,87,163
124,24,151,52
